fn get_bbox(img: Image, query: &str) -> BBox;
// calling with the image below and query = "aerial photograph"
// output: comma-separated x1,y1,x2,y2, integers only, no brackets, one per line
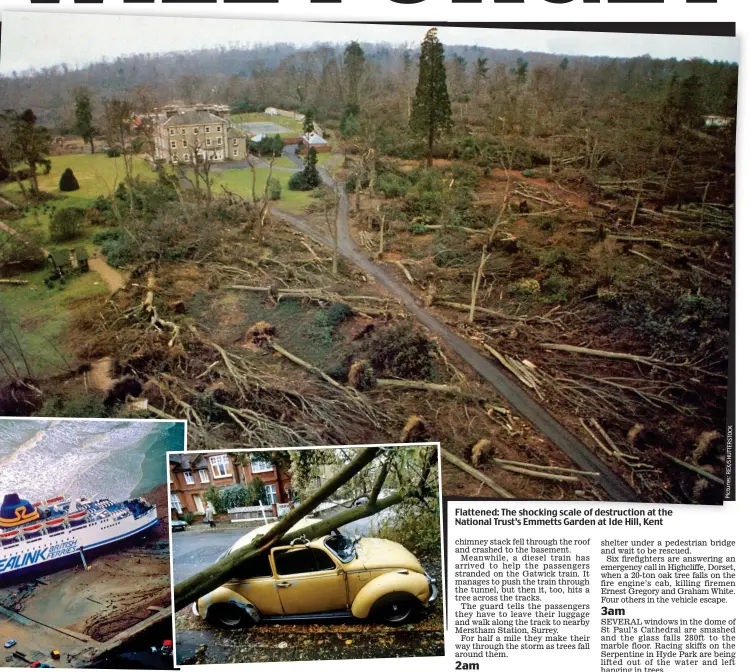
0,14,737,504
0,417,183,668
169,444,443,664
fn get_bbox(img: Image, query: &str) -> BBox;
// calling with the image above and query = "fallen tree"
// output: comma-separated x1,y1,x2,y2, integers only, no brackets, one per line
172,445,437,611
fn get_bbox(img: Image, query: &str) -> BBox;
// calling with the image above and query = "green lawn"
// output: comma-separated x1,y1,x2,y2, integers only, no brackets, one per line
211,166,314,214
0,267,109,378
0,153,157,243
0,153,155,203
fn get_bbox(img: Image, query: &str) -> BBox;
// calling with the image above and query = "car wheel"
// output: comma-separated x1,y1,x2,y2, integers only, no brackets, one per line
373,593,417,625
207,603,252,628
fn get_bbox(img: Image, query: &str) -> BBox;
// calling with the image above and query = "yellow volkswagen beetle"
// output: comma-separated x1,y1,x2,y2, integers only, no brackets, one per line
193,518,438,627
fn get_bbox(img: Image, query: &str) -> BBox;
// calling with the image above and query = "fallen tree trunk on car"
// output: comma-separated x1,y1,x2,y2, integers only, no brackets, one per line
172,445,437,611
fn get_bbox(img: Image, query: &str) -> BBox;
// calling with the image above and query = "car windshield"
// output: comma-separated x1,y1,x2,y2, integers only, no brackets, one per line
325,530,357,563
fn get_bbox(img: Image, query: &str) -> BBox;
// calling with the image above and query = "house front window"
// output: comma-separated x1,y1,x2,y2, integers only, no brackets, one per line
199,469,209,483
194,127,199,134
210,454,232,479
170,493,182,514
265,484,278,505
183,139,187,148
181,128,186,135
216,126,221,132
251,459,273,474
217,138,222,146
206,138,212,146
205,126,210,133
169,128,175,136
233,149,239,157
183,153,189,161
184,471,195,485
170,140,176,149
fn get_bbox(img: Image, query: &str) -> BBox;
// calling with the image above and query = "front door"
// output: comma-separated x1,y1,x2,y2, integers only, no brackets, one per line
192,495,205,514
271,546,348,615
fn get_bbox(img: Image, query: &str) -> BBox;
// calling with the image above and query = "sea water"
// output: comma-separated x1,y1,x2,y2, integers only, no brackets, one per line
0,419,183,502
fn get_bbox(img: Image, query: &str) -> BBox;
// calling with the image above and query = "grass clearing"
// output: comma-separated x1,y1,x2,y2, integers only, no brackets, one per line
0,153,158,243
211,166,314,214
0,267,109,377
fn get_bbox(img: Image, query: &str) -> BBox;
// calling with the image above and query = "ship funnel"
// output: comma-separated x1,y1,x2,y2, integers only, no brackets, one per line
0,493,40,528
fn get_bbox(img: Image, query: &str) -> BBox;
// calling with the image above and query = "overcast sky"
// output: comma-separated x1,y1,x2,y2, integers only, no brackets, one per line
0,11,740,76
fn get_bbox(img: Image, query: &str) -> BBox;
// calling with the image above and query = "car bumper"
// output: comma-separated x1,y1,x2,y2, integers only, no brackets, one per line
425,573,439,605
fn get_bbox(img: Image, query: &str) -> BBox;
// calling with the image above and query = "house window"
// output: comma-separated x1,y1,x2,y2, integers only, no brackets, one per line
169,128,175,136
171,154,177,163
216,151,223,160
210,454,232,479
217,138,222,146
251,459,273,474
233,149,239,157
183,153,189,161
216,126,221,132
199,469,209,484
233,138,238,146
206,138,212,146
181,128,186,135
194,127,199,134
182,139,187,148
184,471,195,485
265,484,278,505
170,140,176,149
205,126,210,133
170,493,182,514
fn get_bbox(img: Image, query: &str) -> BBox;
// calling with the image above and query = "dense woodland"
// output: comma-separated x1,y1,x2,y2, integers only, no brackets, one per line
0,33,737,504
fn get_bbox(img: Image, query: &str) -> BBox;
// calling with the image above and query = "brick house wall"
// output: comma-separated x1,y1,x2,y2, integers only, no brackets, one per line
169,453,292,519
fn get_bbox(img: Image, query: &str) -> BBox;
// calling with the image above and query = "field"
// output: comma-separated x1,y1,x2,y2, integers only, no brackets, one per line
210,165,314,214
0,267,109,378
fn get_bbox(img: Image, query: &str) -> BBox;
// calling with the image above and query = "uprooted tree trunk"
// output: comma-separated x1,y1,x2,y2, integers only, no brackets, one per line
172,445,437,611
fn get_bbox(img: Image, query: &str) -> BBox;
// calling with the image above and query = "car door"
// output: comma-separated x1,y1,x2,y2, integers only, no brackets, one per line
271,545,348,615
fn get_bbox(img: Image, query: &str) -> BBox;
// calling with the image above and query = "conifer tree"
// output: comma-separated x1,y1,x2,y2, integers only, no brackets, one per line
410,28,452,167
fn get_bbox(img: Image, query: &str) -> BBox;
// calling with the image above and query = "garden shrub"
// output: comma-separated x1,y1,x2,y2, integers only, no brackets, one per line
59,167,80,192
49,206,86,242
268,177,282,201
105,148,122,158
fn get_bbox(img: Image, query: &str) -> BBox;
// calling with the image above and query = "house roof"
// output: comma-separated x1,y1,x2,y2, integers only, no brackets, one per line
227,127,245,139
169,453,209,470
163,110,227,128
74,247,88,261
48,250,70,266
303,132,328,146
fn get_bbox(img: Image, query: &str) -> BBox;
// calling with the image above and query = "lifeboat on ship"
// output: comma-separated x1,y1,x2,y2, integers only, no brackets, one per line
44,517,66,528
21,523,43,539
67,510,88,526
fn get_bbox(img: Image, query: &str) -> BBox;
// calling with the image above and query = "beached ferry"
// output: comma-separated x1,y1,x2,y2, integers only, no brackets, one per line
0,492,159,585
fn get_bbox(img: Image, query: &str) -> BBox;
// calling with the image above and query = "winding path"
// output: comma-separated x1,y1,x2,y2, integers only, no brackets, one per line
273,169,638,502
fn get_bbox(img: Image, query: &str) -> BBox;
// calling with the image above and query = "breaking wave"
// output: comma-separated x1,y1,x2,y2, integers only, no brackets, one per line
0,419,162,502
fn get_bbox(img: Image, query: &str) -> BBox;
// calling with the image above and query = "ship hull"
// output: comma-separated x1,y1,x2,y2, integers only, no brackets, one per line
0,510,159,586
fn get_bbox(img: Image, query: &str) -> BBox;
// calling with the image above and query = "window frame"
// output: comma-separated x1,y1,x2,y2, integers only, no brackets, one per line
251,458,274,474
183,471,195,485
209,454,232,479
170,493,182,514
199,469,210,484
272,547,337,577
